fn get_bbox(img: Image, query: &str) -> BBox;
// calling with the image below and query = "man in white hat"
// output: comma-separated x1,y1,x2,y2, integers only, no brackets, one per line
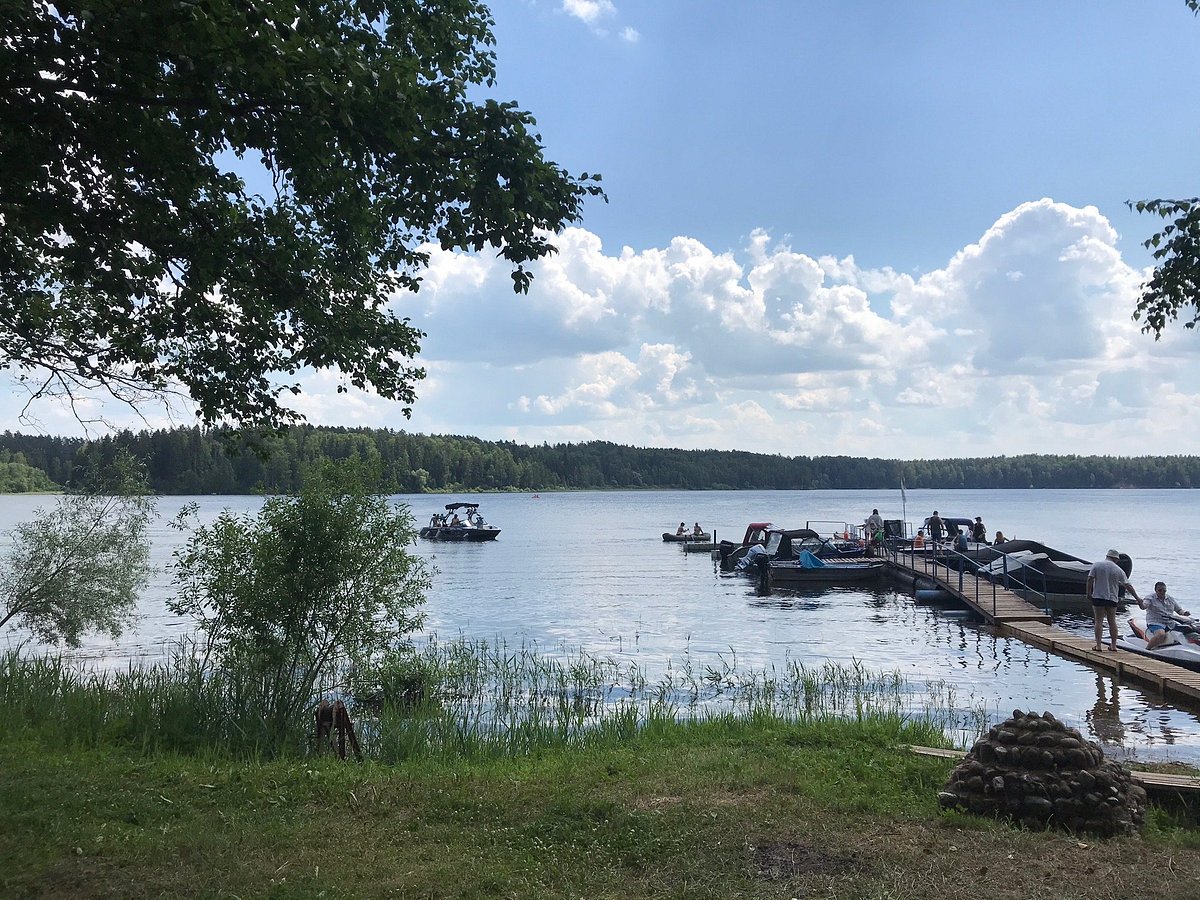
1085,549,1141,652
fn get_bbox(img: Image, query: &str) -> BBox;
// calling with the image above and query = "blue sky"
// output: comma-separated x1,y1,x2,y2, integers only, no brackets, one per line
9,1,1200,458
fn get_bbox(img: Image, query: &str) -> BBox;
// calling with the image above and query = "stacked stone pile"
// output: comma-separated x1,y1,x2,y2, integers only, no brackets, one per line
937,709,1146,836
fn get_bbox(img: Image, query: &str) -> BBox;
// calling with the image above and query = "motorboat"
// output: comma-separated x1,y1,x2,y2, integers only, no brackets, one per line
765,550,885,587
976,541,1131,596
419,502,500,541
895,516,992,565
1117,618,1200,672
716,522,774,567
723,527,817,570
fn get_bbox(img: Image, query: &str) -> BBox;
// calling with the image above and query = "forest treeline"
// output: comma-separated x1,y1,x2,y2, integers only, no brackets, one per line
1,427,1198,495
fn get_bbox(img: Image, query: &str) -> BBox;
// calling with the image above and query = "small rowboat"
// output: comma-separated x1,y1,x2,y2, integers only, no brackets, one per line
663,532,711,542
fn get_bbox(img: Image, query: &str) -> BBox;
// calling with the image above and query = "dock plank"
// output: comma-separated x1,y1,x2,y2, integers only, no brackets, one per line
906,746,1200,795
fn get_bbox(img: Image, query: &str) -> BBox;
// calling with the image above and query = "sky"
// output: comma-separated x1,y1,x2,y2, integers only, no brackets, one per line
9,1,1200,458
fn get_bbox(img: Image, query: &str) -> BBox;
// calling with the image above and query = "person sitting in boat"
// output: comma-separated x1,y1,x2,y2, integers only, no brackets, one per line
430,513,441,528
693,522,704,536
912,529,925,549
953,528,969,553
676,522,687,535
449,513,462,526
992,530,1007,545
1139,581,1192,650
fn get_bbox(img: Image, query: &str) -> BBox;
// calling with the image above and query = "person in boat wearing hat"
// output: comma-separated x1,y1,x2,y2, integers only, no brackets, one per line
1086,549,1142,652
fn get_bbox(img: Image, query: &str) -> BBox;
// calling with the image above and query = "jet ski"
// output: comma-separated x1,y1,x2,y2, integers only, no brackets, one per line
1118,616,1200,672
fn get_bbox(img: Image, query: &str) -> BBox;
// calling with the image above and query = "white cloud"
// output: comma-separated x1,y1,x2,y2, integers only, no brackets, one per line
562,0,615,25
559,0,639,41
8,200,1199,457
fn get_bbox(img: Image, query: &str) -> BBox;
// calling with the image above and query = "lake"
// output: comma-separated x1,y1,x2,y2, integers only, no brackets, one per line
3,487,1199,762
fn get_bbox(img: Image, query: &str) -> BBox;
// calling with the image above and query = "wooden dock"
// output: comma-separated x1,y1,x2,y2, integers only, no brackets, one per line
906,745,1200,796
887,551,1200,706
887,550,1051,624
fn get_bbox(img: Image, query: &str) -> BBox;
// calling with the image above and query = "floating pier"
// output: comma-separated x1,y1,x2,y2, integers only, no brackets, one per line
887,549,1200,707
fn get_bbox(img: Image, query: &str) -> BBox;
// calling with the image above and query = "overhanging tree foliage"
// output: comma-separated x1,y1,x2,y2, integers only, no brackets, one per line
1129,0,1200,337
0,1,603,427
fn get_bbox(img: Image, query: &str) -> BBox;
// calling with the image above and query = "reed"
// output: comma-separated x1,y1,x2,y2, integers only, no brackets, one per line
0,638,981,761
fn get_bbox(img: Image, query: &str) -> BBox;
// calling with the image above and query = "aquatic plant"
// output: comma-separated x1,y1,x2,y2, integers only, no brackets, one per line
0,634,987,761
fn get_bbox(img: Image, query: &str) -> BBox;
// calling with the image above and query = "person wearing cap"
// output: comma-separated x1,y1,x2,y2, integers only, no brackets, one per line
1086,549,1141,652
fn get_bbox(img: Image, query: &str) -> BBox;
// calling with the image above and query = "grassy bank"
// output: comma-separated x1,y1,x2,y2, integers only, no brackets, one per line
3,646,1199,898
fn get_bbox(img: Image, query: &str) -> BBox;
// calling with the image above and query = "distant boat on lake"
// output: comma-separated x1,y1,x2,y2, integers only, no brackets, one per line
419,502,500,541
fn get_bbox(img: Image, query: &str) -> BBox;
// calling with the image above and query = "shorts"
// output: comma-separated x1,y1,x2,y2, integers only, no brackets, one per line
1090,597,1118,608
1146,624,1168,634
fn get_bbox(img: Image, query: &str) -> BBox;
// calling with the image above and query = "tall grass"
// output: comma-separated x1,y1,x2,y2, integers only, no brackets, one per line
0,638,988,762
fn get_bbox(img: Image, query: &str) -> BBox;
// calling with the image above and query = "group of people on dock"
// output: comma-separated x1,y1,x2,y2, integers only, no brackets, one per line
910,511,1005,549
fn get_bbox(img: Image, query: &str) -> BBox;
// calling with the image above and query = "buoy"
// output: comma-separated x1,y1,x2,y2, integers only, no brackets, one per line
915,588,954,604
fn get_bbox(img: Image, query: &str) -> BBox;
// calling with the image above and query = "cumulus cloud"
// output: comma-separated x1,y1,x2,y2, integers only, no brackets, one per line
386,199,1198,455
7,200,1197,456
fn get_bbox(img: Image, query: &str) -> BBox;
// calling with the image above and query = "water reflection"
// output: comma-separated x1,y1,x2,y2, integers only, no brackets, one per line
1086,676,1125,746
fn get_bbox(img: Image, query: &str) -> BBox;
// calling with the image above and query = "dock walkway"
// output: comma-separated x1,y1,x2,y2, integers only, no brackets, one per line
886,549,1200,706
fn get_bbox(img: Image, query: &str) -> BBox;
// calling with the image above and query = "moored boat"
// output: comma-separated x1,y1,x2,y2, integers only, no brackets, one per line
766,550,885,586
419,502,500,541
976,541,1131,596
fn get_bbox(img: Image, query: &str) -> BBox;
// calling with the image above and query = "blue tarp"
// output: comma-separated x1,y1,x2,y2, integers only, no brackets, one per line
797,550,827,568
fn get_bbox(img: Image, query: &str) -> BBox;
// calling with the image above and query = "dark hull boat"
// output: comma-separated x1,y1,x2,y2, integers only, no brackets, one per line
420,502,500,541
419,525,500,541
663,532,711,542
767,559,885,586
754,549,885,589
975,541,1132,601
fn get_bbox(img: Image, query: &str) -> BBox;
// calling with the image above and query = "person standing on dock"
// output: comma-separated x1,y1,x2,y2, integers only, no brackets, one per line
927,511,945,545
1086,549,1142,652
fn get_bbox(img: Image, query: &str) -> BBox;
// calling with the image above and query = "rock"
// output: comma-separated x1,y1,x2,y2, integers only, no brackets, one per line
939,708,1145,837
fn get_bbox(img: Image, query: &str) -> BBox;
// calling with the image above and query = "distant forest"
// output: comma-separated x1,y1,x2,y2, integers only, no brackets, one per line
0,427,1198,495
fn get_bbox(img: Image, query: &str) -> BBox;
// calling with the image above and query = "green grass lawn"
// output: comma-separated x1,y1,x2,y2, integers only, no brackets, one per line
4,717,1200,899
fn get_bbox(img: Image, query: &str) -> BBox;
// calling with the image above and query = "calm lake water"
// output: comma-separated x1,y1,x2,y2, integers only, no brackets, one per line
3,488,1200,763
